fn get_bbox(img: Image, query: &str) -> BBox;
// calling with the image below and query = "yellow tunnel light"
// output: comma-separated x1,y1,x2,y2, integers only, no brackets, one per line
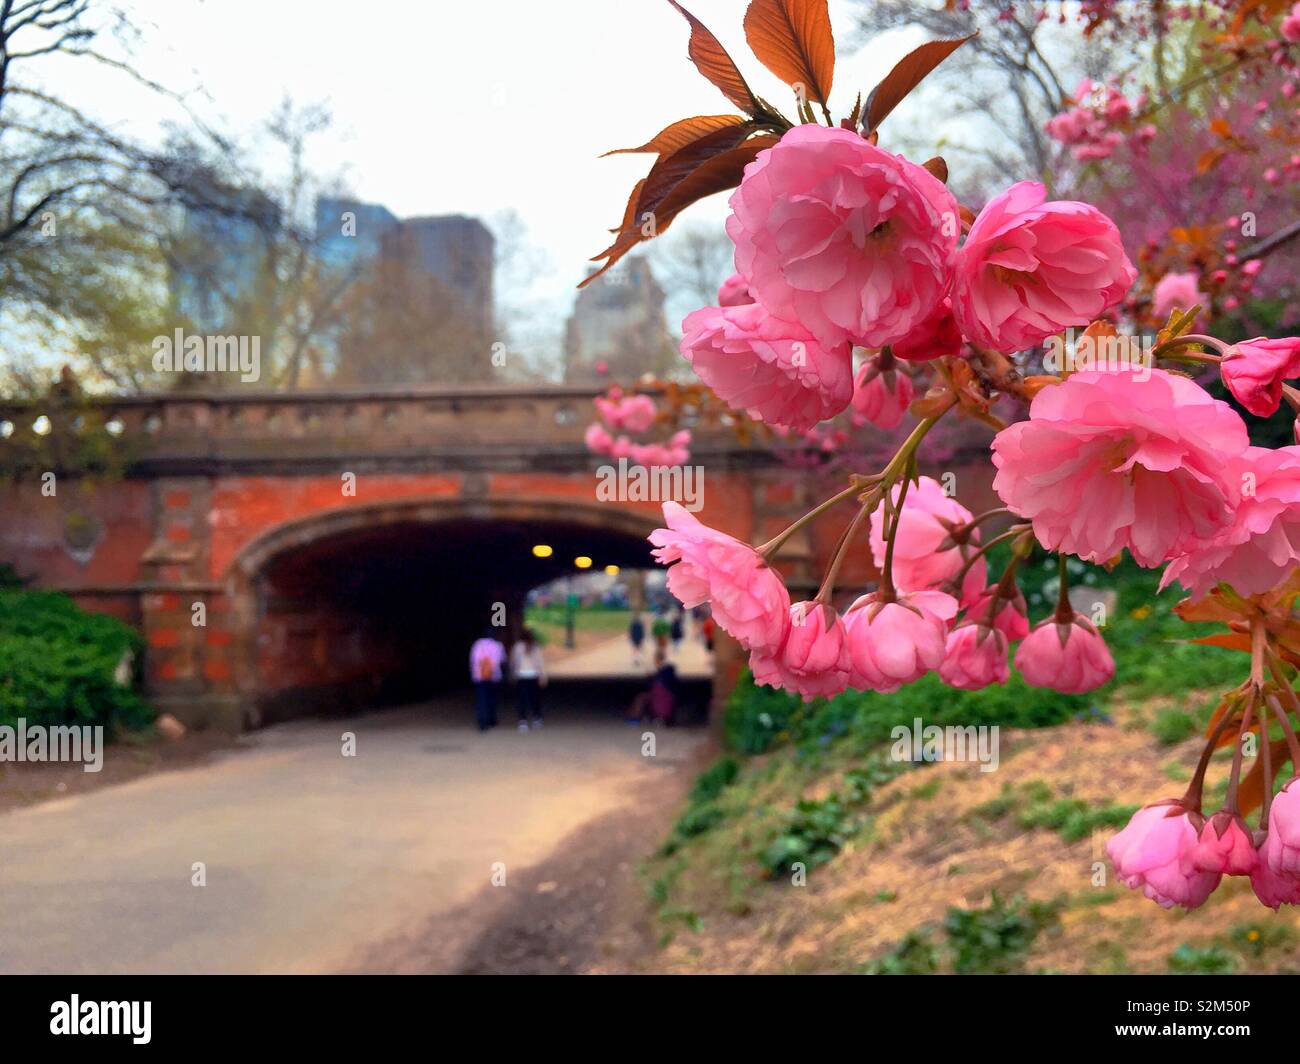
532,544,553,558
604,564,620,576
574,556,593,570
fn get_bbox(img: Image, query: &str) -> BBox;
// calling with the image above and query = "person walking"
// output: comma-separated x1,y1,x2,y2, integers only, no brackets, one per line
469,627,506,732
510,628,547,731
670,612,684,656
629,612,646,667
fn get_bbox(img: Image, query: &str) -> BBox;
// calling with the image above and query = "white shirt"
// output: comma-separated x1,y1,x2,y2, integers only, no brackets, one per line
510,642,546,681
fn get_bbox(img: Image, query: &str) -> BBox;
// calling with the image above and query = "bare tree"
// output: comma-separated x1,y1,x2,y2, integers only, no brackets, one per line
849,1,1135,197
649,221,736,331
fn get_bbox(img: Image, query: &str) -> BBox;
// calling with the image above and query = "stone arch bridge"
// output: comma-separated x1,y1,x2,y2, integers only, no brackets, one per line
0,386,998,730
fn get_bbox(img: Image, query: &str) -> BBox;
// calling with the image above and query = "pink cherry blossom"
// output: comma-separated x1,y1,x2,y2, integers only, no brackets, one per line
648,501,789,654
1219,336,1300,416
964,585,1030,641
1284,2,1300,43
843,589,957,692
868,476,986,600
951,181,1135,354
1013,614,1115,693
891,298,963,362
584,422,613,455
1151,271,1207,322
938,623,1010,690
1264,779,1300,876
990,369,1249,567
1162,446,1300,600
726,124,959,350
851,356,914,430
750,601,851,702
1251,837,1300,909
1107,802,1222,910
618,394,657,434
717,273,753,307
1189,812,1258,876
680,303,853,433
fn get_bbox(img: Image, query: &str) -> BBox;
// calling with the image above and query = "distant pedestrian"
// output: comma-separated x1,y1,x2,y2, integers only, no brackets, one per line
510,629,547,731
652,612,671,653
670,612,684,655
629,613,646,667
701,614,715,653
469,627,506,731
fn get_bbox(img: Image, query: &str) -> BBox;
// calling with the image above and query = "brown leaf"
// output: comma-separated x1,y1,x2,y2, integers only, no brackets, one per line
1189,633,1253,653
1196,148,1224,175
864,33,976,133
1239,739,1292,817
584,135,777,286
921,156,948,183
602,115,752,157
666,1,762,115
742,0,835,106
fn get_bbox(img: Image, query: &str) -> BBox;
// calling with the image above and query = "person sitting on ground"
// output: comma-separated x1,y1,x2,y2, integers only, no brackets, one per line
626,650,678,726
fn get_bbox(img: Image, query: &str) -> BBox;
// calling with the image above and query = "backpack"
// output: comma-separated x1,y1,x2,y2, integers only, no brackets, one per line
476,651,495,681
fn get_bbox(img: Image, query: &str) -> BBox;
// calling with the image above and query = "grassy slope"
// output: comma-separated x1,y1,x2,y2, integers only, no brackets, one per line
635,566,1300,975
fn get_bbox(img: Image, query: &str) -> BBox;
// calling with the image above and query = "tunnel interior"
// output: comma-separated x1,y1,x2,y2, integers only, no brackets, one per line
250,515,678,723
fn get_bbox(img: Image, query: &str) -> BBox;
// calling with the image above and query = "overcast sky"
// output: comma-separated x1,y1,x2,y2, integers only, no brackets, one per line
46,0,925,323
18,0,947,383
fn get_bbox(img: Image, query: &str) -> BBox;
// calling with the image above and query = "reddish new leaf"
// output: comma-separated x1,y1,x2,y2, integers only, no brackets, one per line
922,156,948,183
742,0,835,106
1239,738,1291,817
1189,633,1253,653
602,114,751,158
584,135,776,286
863,33,976,133
666,0,762,115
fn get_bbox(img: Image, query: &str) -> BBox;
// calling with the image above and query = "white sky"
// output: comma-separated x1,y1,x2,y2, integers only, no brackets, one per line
49,0,923,318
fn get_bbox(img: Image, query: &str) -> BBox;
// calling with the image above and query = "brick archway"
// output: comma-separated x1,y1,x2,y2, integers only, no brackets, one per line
223,494,668,727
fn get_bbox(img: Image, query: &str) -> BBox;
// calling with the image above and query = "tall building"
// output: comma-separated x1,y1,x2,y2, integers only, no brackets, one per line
563,257,675,384
315,198,496,385
168,170,281,334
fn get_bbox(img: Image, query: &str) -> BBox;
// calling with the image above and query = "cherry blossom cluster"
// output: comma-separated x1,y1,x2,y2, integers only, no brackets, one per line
645,116,1300,912
584,385,691,466
1045,78,1153,162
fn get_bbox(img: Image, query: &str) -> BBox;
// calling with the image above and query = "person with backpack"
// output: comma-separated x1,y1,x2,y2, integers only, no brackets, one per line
509,629,547,731
469,627,506,731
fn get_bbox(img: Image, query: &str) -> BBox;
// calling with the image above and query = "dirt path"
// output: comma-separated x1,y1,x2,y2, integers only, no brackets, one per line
351,734,705,973
0,695,708,974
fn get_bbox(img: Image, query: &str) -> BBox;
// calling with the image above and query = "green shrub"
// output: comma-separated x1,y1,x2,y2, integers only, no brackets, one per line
758,794,862,878
1168,943,1237,975
863,929,939,975
689,756,739,804
1151,707,1197,746
944,893,1061,974
1017,797,1139,844
865,894,1060,975
0,589,151,734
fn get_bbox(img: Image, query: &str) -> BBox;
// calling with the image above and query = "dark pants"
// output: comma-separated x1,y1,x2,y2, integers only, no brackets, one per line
473,681,500,730
516,677,542,721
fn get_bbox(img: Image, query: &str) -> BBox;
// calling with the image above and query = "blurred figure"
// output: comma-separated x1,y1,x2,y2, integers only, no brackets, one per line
700,612,715,653
469,627,506,732
510,628,547,731
652,611,671,654
629,612,646,667
626,650,679,725
670,611,684,655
